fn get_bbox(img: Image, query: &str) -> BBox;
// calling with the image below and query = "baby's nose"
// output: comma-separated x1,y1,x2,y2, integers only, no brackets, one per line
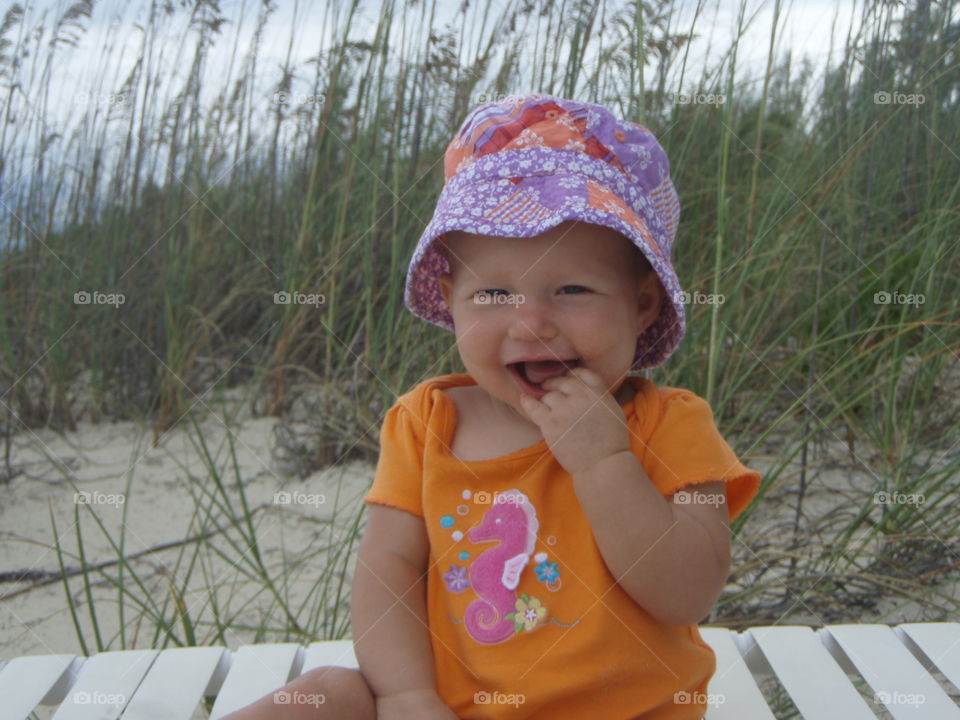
506,297,557,340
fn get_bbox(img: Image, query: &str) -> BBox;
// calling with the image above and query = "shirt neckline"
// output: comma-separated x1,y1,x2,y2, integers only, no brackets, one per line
434,373,644,464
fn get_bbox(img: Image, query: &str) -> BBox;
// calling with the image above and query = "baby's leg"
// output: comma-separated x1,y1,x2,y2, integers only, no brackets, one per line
218,666,375,720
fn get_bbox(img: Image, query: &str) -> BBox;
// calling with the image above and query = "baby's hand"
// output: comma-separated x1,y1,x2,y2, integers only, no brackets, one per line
377,687,459,719
518,367,630,476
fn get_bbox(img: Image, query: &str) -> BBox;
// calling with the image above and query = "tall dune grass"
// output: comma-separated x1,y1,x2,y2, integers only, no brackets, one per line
1,0,958,664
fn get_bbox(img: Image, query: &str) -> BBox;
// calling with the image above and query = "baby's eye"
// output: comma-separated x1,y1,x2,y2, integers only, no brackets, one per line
559,285,588,294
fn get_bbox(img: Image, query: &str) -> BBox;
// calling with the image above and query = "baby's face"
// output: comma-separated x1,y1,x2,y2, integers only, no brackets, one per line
438,220,664,427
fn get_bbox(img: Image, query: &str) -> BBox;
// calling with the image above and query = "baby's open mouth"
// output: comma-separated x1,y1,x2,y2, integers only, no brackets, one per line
508,358,581,390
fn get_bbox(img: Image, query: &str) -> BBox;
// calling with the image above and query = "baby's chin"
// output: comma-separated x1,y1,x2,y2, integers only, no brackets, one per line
475,377,539,425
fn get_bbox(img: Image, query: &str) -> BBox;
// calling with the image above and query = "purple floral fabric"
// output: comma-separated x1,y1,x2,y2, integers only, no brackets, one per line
444,564,470,593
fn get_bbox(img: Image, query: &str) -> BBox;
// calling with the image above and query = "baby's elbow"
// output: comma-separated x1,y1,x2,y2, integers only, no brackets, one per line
624,557,730,626
669,556,731,625
645,597,715,627
617,577,691,626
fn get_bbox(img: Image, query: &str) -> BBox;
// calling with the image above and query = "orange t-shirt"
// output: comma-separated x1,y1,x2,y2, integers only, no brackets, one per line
363,373,761,719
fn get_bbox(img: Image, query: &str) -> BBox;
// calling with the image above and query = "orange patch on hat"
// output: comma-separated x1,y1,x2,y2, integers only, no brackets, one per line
586,180,664,259
444,144,473,180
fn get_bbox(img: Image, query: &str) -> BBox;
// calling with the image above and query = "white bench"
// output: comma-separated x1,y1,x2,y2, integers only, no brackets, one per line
2,623,958,719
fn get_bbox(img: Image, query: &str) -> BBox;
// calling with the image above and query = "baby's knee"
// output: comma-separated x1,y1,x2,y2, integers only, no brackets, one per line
294,666,374,715
297,665,363,691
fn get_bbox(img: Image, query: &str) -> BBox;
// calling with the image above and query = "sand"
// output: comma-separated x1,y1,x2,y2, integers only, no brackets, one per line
0,384,371,659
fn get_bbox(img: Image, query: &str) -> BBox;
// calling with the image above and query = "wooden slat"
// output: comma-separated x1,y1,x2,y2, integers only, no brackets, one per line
824,624,960,719
0,654,76,720
208,644,301,720
120,646,226,720
896,622,960,692
698,628,776,720
301,640,357,671
748,625,877,720
50,650,157,720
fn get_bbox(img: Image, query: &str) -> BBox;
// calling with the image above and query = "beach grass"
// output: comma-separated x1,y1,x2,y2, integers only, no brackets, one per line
0,0,958,674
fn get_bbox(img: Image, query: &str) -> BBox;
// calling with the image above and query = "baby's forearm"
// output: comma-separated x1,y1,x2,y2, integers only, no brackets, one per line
572,451,730,625
351,550,438,700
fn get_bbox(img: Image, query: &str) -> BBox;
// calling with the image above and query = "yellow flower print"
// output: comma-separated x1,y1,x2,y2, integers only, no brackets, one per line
513,593,546,632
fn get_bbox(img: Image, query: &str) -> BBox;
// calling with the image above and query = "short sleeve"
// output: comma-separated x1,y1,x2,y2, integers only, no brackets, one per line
640,390,761,522
363,401,425,518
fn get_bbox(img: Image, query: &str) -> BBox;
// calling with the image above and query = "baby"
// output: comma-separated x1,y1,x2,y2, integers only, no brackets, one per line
224,94,761,720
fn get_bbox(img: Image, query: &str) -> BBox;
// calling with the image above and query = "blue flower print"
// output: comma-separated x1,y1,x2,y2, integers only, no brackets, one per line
444,564,470,593
535,560,559,584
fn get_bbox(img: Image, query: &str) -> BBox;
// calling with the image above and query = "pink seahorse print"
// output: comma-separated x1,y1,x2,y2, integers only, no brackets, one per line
464,489,539,644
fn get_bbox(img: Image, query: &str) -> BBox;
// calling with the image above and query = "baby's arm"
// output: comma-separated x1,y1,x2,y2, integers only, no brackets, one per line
574,456,731,626
351,504,458,719
523,373,735,627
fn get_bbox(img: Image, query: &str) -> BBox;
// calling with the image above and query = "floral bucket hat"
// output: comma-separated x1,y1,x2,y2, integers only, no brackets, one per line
403,93,685,371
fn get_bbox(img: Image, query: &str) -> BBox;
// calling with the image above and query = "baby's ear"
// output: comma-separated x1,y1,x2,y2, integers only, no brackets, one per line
635,271,664,334
439,272,453,309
